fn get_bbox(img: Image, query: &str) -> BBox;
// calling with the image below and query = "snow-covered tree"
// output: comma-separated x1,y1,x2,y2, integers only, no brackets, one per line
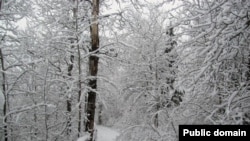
115,1,183,140
176,0,250,125
0,0,31,140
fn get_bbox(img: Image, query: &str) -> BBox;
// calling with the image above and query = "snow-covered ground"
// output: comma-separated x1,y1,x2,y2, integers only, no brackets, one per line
77,125,119,141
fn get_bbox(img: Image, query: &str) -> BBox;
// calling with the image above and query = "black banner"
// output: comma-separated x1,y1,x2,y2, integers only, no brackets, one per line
179,125,250,141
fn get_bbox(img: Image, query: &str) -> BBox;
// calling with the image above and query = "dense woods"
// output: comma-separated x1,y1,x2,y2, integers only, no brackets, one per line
0,0,249,141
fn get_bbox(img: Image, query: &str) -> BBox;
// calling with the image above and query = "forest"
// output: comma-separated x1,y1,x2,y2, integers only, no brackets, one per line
0,0,249,141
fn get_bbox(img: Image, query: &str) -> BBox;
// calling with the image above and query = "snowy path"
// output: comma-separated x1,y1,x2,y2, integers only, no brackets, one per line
77,125,119,141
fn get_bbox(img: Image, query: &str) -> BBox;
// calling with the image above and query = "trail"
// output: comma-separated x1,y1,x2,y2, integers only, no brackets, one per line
77,125,119,141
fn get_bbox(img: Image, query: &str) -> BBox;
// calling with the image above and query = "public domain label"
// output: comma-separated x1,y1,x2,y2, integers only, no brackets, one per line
179,125,249,141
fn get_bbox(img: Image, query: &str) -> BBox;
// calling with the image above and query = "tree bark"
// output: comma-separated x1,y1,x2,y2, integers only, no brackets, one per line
85,0,99,140
0,48,8,141
43,64,49,141
77,31,82,137
66,0,78,137
97,103,103,125
66,40,74,136
0,3,8,141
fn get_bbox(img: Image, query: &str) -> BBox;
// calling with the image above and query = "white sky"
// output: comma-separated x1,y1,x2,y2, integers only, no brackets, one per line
17,0,182,31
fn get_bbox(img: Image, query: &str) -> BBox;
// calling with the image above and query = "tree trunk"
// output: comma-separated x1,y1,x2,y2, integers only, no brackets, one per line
77,32,82,137
43,64,49,141
85,0,99,140
66,44,74,136
153,44,159,128
97,103,103,125
0,49,7,141
66,0,78,137
0,3,7,141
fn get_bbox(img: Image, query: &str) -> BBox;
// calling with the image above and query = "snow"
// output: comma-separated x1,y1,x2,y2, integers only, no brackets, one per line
96,126,120,141
77,135,90,141
77,126,119,141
